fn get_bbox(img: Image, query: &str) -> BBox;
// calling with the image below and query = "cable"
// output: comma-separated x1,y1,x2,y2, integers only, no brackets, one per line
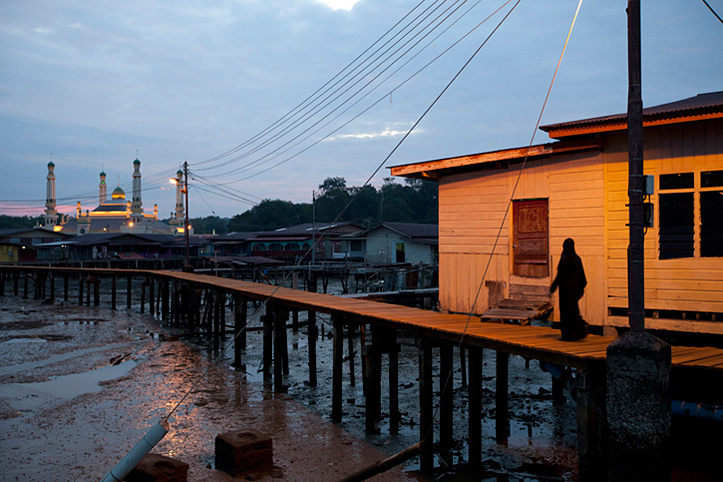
701,0,723,24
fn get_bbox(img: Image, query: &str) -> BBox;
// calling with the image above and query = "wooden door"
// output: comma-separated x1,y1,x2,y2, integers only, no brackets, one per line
512,199,549,277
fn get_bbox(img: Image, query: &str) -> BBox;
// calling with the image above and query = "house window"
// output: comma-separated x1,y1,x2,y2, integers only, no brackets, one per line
396,242,405,263
658,170,723,259
701,171,723,257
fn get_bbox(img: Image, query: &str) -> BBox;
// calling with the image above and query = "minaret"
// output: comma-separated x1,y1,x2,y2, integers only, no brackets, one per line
174,169,184,226
44,161,57,227
131,157,143,221
99,170,107,205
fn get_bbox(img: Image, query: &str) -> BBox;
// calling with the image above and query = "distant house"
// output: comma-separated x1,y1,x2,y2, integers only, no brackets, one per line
248,223,363,261
391,92,723,335
0,228,73,263
37,232,209,261
356,222,438,266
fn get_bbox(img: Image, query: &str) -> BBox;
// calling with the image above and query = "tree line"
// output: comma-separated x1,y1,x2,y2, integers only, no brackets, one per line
226,177,438,232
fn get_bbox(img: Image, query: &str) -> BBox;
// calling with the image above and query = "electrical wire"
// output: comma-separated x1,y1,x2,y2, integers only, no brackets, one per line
701,0,723,24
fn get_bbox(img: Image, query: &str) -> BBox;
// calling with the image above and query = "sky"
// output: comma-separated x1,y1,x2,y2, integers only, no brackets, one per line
1,0,721,220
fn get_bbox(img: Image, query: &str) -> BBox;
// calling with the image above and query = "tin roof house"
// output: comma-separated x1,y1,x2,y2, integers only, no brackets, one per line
391,92,723,335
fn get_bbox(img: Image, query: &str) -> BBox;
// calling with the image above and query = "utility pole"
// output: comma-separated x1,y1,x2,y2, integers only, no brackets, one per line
606,4,671,481
627,0,644,332
183,161,192,272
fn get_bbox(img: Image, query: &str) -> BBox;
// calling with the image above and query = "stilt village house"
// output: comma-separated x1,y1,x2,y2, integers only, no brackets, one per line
42,158,181,236
390,91,723,336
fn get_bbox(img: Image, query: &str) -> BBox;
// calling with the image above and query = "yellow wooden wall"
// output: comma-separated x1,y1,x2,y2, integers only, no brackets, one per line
605,118,723,334
438,151,606,325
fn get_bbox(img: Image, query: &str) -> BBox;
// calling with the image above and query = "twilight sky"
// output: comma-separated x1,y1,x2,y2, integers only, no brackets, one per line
1,0,721,219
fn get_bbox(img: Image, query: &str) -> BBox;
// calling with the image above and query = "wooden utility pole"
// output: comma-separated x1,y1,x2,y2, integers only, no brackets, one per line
627,0,644,332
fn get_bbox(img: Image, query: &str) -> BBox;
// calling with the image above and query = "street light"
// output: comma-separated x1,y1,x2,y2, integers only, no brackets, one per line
170,161,192,271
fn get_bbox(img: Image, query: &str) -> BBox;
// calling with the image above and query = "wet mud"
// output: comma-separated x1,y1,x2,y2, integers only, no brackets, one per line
0,287,581,481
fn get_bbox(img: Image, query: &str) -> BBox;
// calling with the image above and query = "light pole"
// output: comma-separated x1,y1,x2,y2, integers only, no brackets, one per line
171,162,192,271
183,161,191,271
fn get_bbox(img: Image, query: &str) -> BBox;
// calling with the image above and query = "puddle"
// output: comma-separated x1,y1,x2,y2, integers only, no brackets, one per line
0,359,137,412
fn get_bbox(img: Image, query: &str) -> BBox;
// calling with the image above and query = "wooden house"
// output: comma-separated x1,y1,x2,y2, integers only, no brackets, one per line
0,228,73,263
390,92,723,335
355,222,438,266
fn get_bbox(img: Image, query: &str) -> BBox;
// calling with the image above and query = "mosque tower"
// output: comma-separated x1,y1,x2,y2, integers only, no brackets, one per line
131,157,143,222
44,161,58,227
173,169,184,227
99,170,107,205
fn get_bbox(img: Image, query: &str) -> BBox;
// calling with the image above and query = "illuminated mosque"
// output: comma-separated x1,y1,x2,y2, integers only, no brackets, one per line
43,158,181,235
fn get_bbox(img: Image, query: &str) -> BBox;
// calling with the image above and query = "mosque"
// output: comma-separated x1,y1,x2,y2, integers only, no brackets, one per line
43,158,184,235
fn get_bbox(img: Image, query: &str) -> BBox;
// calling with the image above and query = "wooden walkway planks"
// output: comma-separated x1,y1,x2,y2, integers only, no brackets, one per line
155,270,723,373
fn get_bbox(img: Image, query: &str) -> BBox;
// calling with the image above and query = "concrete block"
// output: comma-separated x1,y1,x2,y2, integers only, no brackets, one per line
215,429,273,476
125,453,189,482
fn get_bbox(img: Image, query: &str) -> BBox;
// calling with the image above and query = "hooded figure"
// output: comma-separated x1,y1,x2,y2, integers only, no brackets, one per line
550,238,588,340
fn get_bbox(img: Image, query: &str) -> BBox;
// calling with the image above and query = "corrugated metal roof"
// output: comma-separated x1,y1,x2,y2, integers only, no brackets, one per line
540,91,723,137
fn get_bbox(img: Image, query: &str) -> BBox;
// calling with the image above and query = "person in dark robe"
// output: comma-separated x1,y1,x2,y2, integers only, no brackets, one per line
550,238,588,341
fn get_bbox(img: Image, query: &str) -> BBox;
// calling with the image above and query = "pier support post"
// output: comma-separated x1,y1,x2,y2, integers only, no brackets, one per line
363,326,382,434
23,271,29,299
161,280,169,322
348,322,356,386
0,270,4,297
332,314,344,423
126,276,132,310
388,331,400,434
49,273,55,302
606,332,671,482
63,274,69,301
273,304,288,392
263,303,273,384
495,350,510,444
140,279,146,313
111,275,117,310
233,295,247,369
308,309,317,387
78,273,84,306
148,278,154,315
93,277,100,306
308,273,318,387
577,363,605,482
13,271,18,296
440,342,454,460
468,346,483,471
418,336,434,474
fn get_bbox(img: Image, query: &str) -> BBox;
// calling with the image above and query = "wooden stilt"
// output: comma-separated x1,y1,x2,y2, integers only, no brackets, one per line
418,336,434,474
468,346,483,470
233,295,247,368
460,346,468,388
78,273,84,306
495,350,510,444
64,274,69,301
308,308,317,387
332,314,344,423
263,303,273,384
148,278,155,316
389,333,400,434
0,270,5,297
126,276,132,310
308,272,318,387
440,342,454,458
13,271,18,296
273,305,286,392
213,290,221,352
577,363,605,482
161,280,169,322
140,279,146,314
23,271,29,299
111,275,117,310
49,273,55,302
348,322,356,387
93,277,100,306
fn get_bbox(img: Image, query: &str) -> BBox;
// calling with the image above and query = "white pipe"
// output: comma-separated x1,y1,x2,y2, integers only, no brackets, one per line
100,419,170,482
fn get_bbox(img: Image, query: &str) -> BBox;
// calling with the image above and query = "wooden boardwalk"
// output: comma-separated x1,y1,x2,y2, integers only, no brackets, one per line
158,270,723,373
3,266,723,480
